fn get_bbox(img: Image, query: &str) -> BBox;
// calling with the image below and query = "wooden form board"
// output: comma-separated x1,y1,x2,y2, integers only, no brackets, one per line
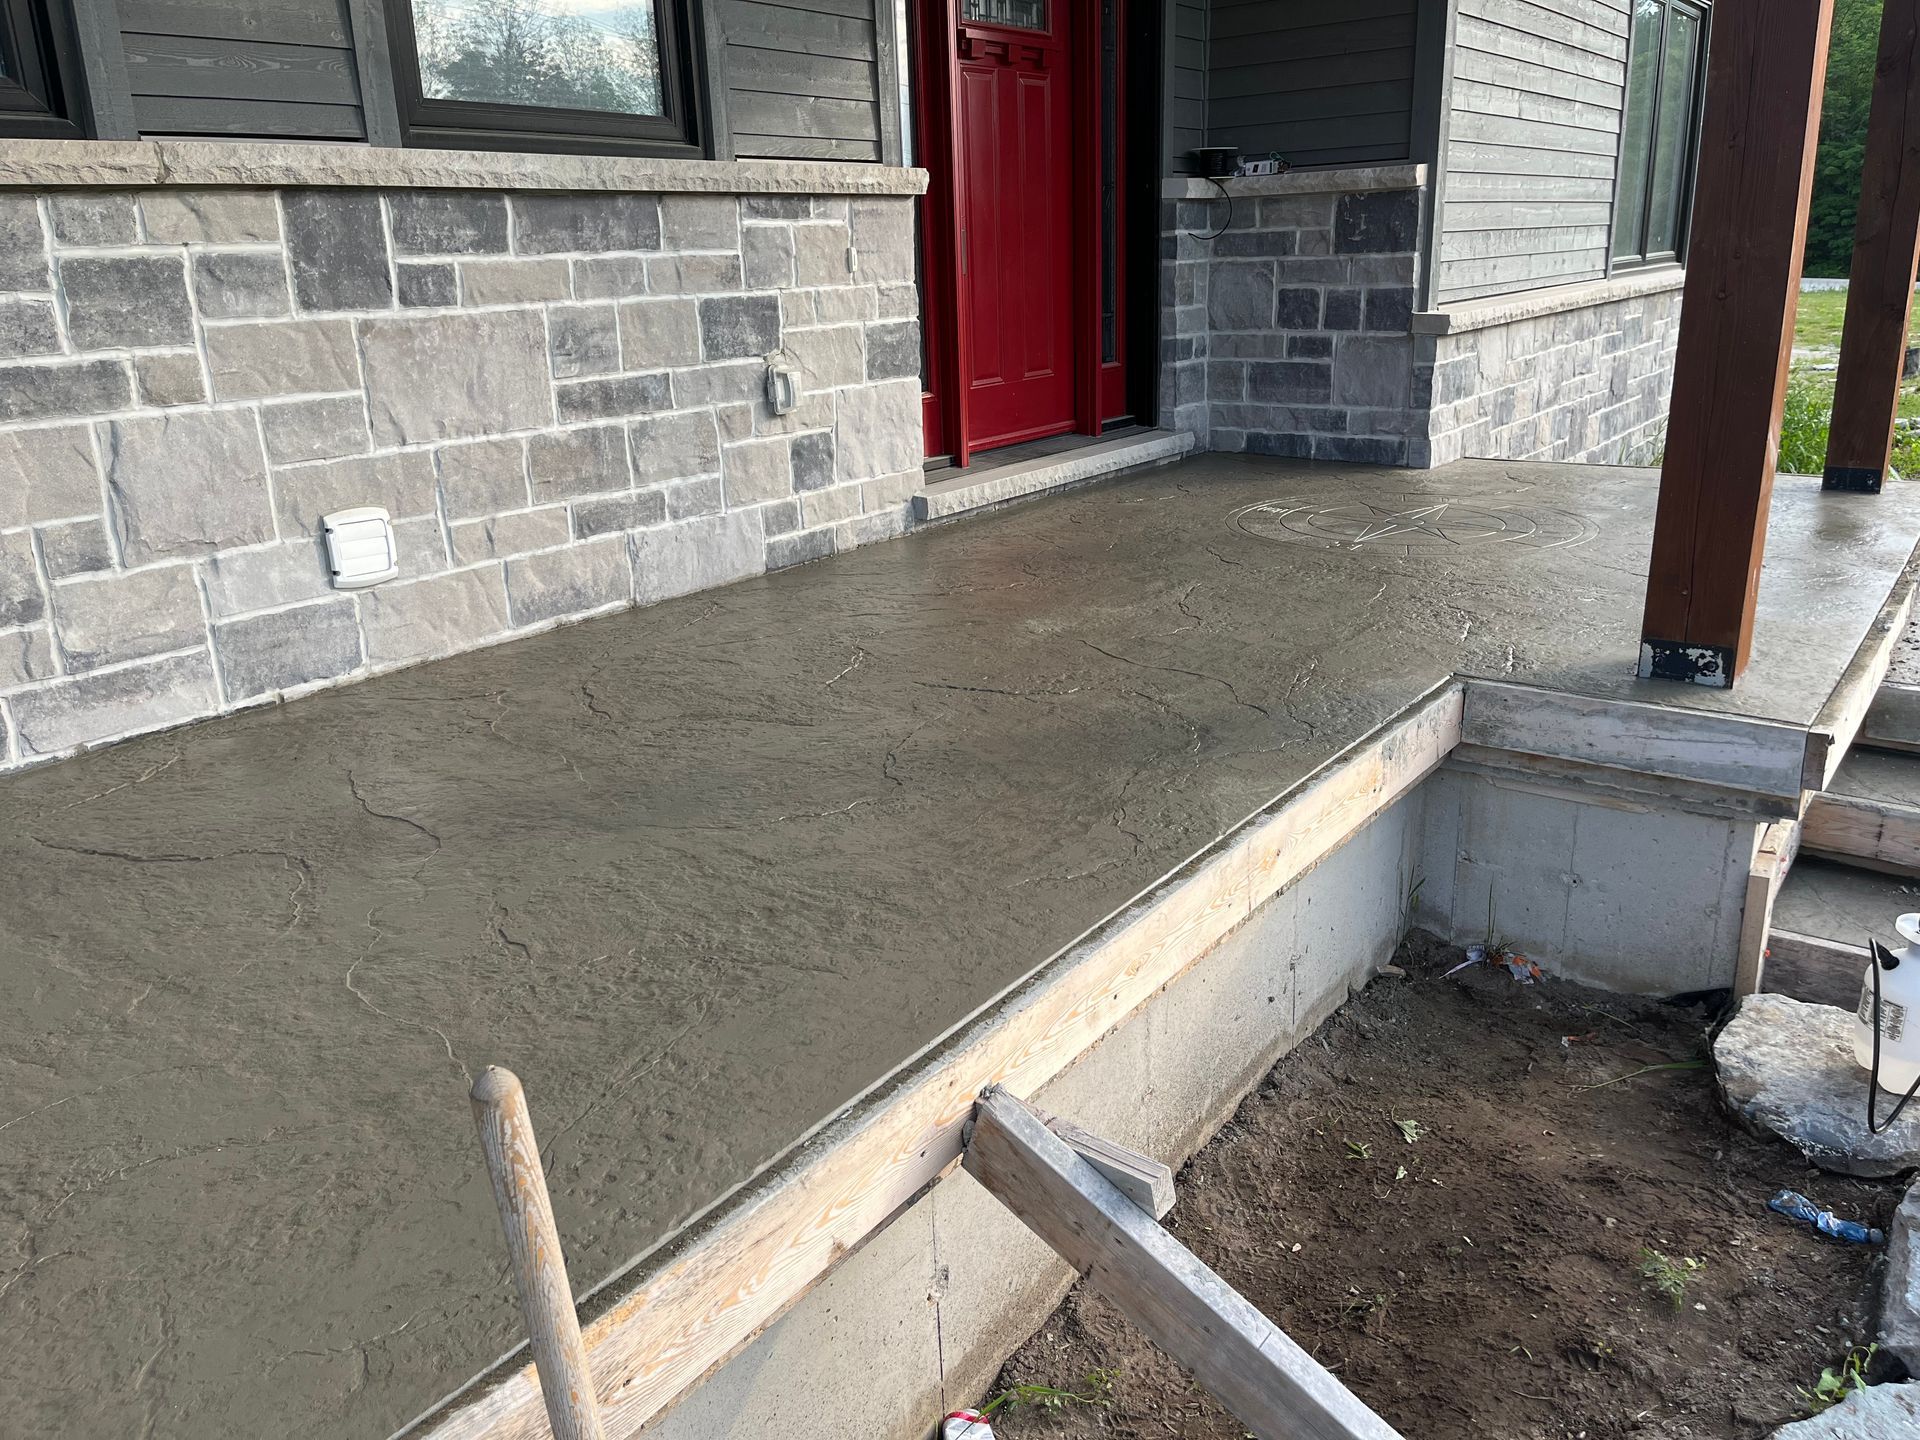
415,683,1465,1440
1803,790,1920,878
964,1088,1404,1440
1735,817,1802,998
1805,558,1920,791
1764,929,1870,1011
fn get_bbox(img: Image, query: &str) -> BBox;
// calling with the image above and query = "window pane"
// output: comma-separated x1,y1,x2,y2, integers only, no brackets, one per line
1613,0,1665,261
413,0,665,116
961,0,1048,30
1645,6,1702,258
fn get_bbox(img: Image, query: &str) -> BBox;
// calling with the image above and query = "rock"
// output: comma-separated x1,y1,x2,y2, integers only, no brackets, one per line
1769,1384,1920,1438
1885,1180,1920,1373
1714,993,1920,1177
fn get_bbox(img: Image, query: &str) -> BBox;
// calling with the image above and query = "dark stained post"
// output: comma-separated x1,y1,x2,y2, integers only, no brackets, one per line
1640,0,1836,688
1825,0,1920,494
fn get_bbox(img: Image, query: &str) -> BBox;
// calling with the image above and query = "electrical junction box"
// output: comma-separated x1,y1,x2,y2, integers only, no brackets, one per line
321,506,399,589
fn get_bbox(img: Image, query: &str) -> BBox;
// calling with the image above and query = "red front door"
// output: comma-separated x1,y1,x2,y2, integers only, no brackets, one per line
955,1,1076,451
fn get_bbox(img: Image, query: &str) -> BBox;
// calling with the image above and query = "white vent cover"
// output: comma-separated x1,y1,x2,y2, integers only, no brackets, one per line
321,506,399,590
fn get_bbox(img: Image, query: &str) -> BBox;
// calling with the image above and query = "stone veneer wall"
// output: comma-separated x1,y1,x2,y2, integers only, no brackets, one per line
1420,277,1684,468
0,180,920,772
1159,175,1427,465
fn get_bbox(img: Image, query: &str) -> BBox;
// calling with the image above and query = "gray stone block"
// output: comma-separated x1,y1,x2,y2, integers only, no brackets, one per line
835,379,921,481
282,189,393,311
387,191,510,255
629,409,721,484
785,324,864,390
802,483,860,527
812,287,878,325
1247,360,1332,405
767,527,835,571
1332,335,1412,408
529,424,630,502
1312,433,1407,465
1886,1181,1920,1373
360,565,510,665
1288,335,1334,359
0,624,56,691
50,564,204,668
397,262,458,308
1213,229,1297,258
141,191,279,245
744,225,795,289
743,197,811,220
106,409,272,564
1323,288,1362,331
1208,263,1274,331
791,430,835,492
9,650,217,757
666,474,724,520
759,497,801,535
0,532,43,627
722,436,793,506
0,297,58,358
549,303,620,378
1260,194,1334,229
437,437,529,518
39,519,114,579
192,251,290,320
1274,287,1321,330
206,317,358,400
202,538,331,618
671,359,766,408
556,373,671,423
459,258,571,306
619,297,701,368
792,224,855,288
1765,1378,1920,1437
632,509,764,604
572,489,667,538
361,308,551,444
506,535,629,624
864,320,920,382
262,394,369,465
1334,190,1420,254
275,451,436,534
213,597,361,700
850,199,914,282
572,256,652,300
0,194,47,290
130,351,204,408
661,195,739,251
513,193,660,254
701,295,782,361
60,256,193,350
448,507,570,564
0,425,99,528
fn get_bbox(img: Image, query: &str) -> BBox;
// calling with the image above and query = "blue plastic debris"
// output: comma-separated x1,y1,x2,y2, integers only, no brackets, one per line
1767,1189,1885,1245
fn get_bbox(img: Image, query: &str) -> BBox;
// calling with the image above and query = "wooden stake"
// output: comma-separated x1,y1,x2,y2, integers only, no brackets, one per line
965,1087,1404,1440
1639,0,1836,687
1826,0,1920,493
471,1066,606,1440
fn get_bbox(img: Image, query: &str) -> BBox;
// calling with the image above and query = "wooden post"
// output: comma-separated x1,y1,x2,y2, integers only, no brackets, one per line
965,1088,1404,1440
470,1066,606,1440
1826,0,1920,493
1639,0,1836,688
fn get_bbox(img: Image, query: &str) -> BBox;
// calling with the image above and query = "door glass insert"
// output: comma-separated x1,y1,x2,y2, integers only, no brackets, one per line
961,0,1047,30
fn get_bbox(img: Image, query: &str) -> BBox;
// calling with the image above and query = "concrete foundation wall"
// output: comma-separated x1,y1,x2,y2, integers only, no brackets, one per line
648,786,1424,1440
0,184,922,772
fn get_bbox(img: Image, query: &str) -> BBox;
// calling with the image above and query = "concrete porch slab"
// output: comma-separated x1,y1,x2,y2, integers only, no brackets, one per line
3,456,1918,1439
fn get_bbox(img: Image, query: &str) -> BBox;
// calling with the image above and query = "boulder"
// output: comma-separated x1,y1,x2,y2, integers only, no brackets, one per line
1714,994,1920,1177
1884,1180,1920,1373
1768,1384,1920,1438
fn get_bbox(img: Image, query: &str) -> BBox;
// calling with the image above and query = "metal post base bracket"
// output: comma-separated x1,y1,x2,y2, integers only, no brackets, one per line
1824,466,1886,494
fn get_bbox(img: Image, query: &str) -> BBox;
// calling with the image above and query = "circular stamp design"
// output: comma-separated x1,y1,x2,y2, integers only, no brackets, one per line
1232,495,1598,558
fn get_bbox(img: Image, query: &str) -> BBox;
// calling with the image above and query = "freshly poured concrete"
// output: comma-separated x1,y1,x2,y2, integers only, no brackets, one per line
3,456,1916,1439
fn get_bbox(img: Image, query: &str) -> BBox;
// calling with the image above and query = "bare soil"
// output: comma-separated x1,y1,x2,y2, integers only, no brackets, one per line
988,932,1904,1440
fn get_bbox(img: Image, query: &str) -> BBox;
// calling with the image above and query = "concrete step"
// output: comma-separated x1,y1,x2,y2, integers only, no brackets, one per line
1767,856,1916,1008
1803,747,1920,876
913,428,1194,522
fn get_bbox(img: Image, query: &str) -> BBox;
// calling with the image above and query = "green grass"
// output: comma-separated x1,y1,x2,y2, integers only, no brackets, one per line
1794,289,1851,350
1775,366,1920,477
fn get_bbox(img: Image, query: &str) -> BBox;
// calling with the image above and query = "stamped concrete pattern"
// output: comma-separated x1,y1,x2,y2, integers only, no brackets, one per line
0,186,922,771
0,458,1915,1438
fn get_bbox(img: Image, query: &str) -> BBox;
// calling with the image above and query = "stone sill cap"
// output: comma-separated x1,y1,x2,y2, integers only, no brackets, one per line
1164,163,1426,200
0,138,929,197
1412,266,1686,336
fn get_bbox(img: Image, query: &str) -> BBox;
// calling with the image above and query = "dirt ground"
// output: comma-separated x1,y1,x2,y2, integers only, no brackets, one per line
987,931,1904,1440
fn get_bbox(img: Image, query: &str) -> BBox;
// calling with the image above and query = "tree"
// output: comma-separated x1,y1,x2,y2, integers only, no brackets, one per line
416,0,663,117
1805,0,1884,277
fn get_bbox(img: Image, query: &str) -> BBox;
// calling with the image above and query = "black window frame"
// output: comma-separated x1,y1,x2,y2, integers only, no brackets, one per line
384,0,708,158
0,0,87,140
1611,0,1710,271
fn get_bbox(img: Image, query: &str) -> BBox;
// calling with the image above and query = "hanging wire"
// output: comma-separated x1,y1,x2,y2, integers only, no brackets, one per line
1185,175,1233,240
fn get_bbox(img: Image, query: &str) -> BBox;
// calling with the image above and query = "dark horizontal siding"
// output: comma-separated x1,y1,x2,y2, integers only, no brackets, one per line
724,0,882,162
119,0,364,139
1436,0,1631,301
1204,0,1416,169
1168,0,1205,171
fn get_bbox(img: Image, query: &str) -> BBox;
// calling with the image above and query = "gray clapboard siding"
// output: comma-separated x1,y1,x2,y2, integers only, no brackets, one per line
1168,0,1206,171
117,0,364,139
723,0,883,161
1435,0,1633,303
1205,0,1417,169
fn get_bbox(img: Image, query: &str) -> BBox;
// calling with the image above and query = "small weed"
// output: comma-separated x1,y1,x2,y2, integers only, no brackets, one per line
1342,1289,1394,1332
1799,1345,1876,1415
1344,1139,1372,1160
980,1368,1118,1421
1638,1248,1704,1310
1394,1164,1408,1181
1394,1119,1425,1144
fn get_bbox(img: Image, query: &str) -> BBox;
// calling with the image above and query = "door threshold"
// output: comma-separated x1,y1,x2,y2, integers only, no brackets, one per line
922,425,1149,477
913,429,1193,522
